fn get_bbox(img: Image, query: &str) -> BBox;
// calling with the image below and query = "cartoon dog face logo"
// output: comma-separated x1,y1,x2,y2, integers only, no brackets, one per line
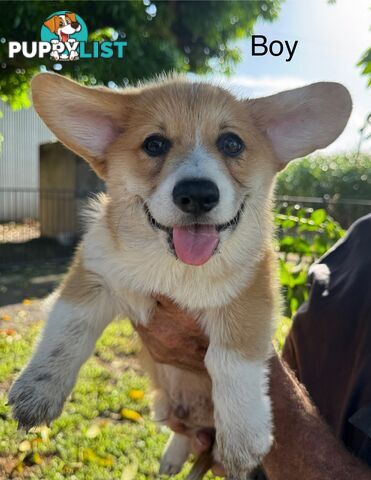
43,12,82,61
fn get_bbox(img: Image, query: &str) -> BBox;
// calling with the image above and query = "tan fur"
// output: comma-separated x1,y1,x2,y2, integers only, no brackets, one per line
11,73,351,478
59,247,106,304
207,245,278,359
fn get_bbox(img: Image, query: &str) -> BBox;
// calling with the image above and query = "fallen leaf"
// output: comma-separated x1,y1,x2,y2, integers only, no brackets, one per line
1,314,10,321
31,452,42,465
121,408,143,423
0,329,17,336
18,440,31,452
22,299,32,305
39,425,50,442
80,447,114,466
128,389,144,401
14,460,24,474
121,462,138,480
31,438,42,447
86,424,101,439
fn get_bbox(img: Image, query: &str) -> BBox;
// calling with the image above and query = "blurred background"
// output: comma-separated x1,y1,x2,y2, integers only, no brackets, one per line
0,0,370,303
0,2,370,478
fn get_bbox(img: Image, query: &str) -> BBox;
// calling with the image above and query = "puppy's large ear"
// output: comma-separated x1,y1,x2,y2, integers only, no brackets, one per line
32,73,132,178
249,82,352,168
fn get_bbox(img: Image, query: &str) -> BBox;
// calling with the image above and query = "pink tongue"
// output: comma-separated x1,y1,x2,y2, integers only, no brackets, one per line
173,225,219,266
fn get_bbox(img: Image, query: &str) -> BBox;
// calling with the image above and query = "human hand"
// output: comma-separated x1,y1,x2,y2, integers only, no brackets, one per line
135,295,209,371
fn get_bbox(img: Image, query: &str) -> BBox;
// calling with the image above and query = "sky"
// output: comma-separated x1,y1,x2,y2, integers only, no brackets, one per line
226,0,371,154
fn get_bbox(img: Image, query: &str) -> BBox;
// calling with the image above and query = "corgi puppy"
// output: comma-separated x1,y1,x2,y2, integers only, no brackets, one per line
9,73,351,478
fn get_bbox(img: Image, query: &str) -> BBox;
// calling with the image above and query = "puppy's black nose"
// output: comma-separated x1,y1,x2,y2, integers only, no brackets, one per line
173,179,220,215
71,22,79,28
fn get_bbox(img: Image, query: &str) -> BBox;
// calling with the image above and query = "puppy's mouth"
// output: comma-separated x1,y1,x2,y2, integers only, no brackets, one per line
61,32,69,42
144,200,245,267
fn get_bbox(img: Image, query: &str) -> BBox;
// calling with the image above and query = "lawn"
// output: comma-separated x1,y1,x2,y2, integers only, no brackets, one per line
1,205,339,479
0,303,222,479
0,300,291,479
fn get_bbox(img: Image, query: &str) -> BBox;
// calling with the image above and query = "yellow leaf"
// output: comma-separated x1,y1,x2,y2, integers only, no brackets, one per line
18,440,31,452
121,408,143,423
31,438,42,447
40,425,50,442
81,447,114,466
128,389,144,401
86,424,101,439
22,299,32,305
32,452,42,465
1,314,10,321
121,462,138,480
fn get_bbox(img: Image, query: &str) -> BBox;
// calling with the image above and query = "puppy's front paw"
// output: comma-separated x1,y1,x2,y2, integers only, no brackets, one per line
215,403,273,478
159,459,182,476
159,433,190,476
8,369,68,430
217,429,272,479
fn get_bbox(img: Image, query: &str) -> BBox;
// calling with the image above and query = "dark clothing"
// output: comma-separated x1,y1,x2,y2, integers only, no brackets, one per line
283,214,371,466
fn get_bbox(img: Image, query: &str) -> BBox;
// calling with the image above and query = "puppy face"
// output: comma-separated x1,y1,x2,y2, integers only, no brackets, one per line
44,13,81,39
31,74,352,267
106,82,279,265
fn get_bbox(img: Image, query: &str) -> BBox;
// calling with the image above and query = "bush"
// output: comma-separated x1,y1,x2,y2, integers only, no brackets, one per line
276,154,371,226
275,206,344,317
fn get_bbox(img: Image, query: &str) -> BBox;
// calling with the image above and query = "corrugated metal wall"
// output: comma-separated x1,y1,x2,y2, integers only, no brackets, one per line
0,101,55,220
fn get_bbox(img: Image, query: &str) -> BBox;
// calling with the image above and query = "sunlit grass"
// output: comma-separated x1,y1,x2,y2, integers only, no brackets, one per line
0,314,291,479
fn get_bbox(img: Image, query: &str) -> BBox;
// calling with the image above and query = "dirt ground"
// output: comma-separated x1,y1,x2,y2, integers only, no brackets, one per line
0,261,69,307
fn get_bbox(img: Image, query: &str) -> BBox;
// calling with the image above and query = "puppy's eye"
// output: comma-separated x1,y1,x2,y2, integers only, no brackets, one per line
217,133,245,157
143,135,170,157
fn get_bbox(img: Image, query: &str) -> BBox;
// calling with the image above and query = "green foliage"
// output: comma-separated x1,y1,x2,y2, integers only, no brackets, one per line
275,206,344,317
276,154,371,227
358,46,371,87
0,0,280,108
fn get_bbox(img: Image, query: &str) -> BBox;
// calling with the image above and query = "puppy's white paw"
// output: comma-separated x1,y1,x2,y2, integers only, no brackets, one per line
159,433,190,476
159,459,182,476
8,368,69,429
215,402,273,479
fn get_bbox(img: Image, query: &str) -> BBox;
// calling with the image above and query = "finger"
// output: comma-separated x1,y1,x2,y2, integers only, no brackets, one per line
211,461,226,476
167,418,188,434
191,431,213,455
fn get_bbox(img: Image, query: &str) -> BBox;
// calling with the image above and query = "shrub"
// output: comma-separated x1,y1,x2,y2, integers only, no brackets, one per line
275,206,344,317
276,154,371,226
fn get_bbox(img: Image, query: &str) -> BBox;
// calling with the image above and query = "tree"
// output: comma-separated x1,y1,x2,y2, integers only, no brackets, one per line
358,48,371,87
0,0,280,109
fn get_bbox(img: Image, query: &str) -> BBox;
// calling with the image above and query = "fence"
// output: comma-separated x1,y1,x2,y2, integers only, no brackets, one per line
0,188,370,267
0,188,96,266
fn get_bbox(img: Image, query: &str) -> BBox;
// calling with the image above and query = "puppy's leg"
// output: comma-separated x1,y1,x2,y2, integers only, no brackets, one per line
206,349,272,478
203,253,276,479
9,257,117,429
160,433,191,476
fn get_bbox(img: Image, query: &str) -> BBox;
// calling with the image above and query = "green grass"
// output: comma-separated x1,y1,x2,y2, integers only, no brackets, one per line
0,319,224,479
0,314,291,479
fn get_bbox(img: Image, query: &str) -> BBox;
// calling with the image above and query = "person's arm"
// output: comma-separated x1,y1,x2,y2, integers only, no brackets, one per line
263,354,371,480
136,298,371,479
